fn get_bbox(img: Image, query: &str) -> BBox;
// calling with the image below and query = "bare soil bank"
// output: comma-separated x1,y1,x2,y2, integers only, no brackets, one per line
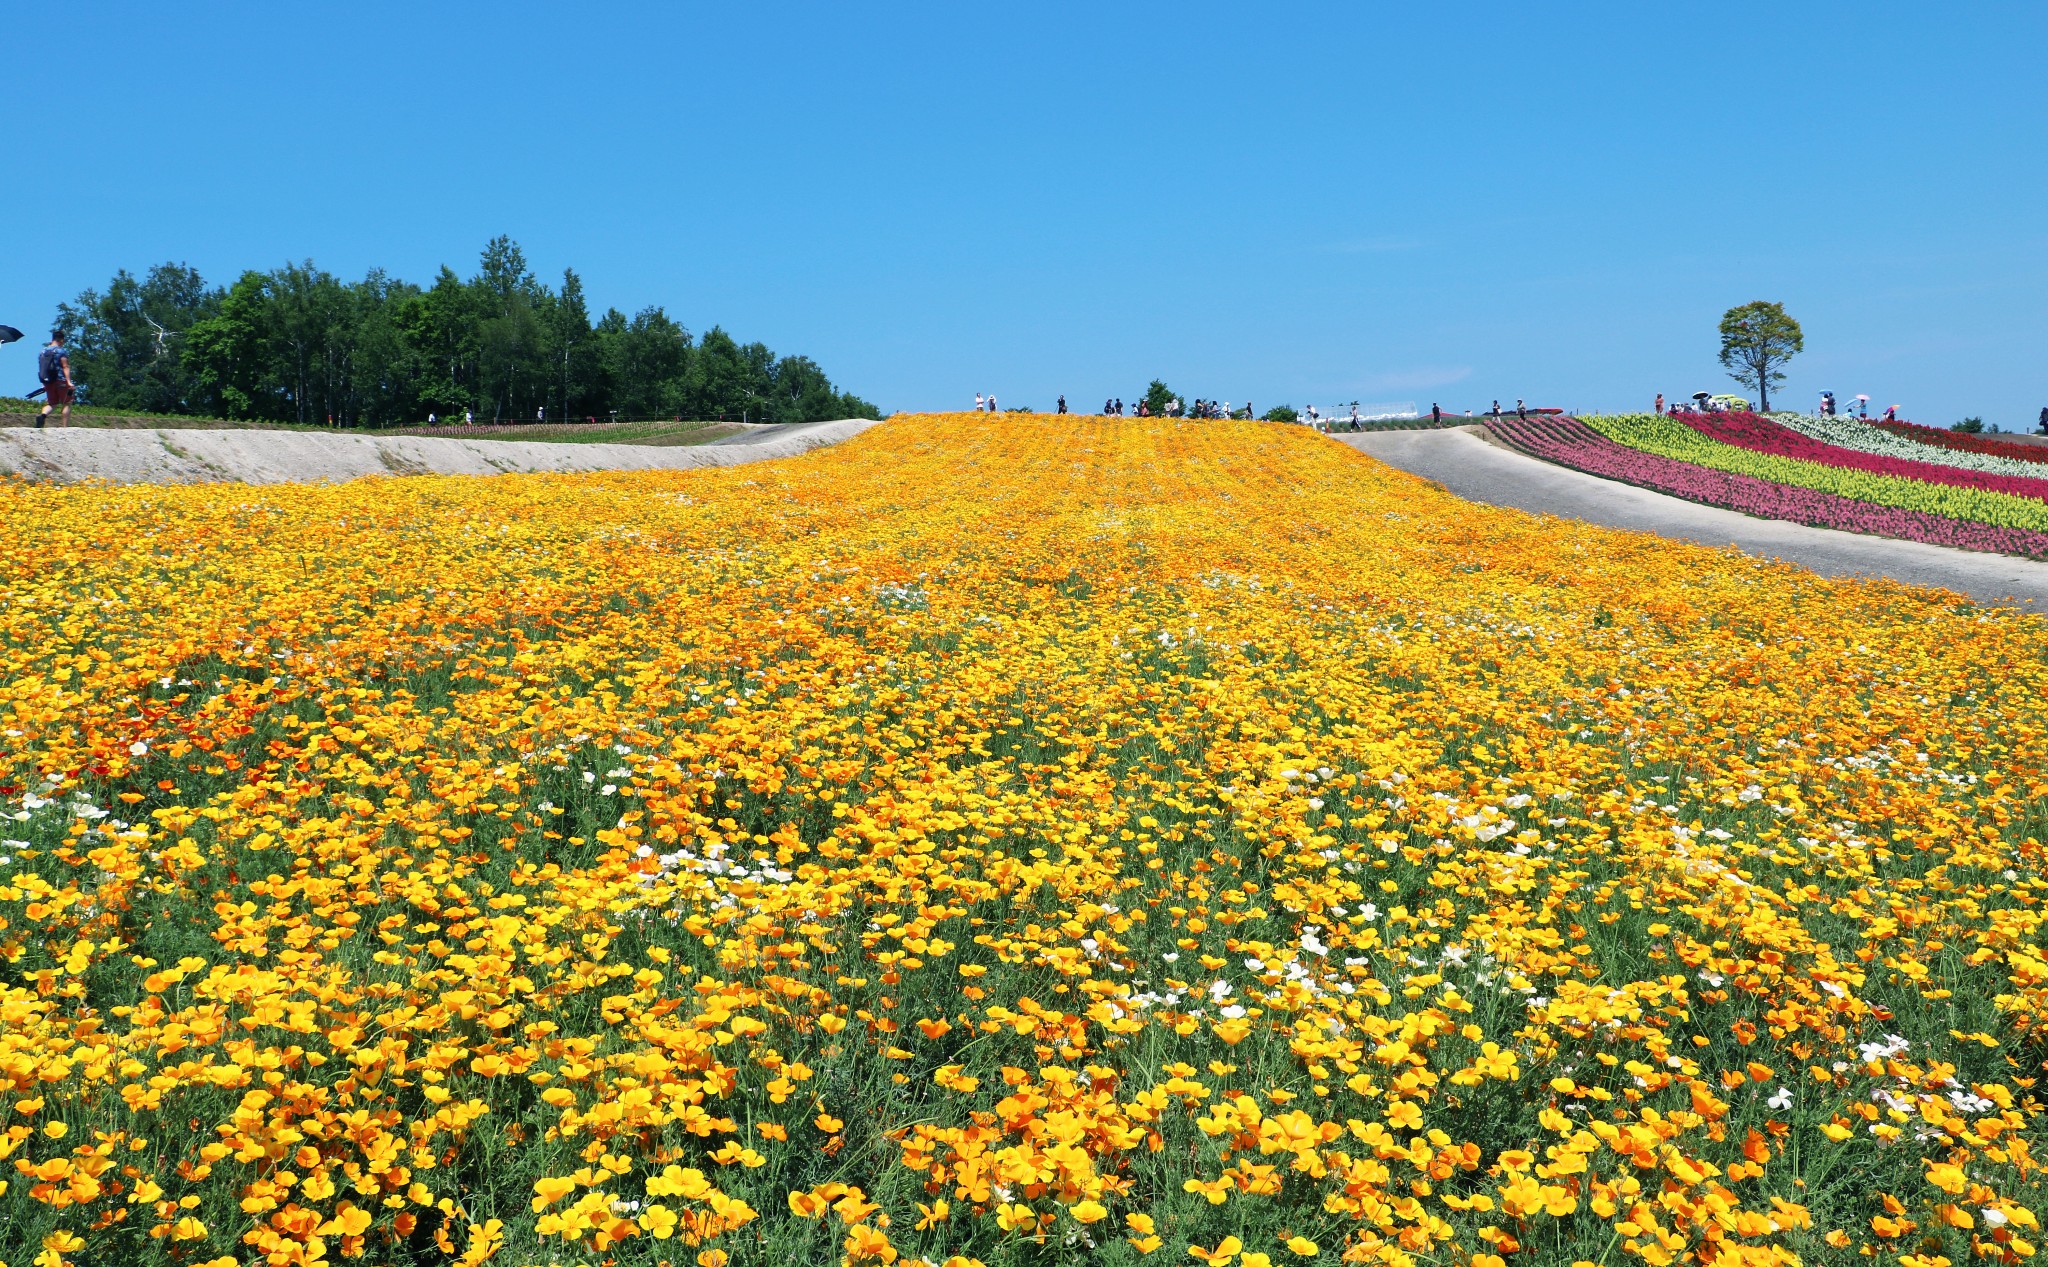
0,418,880,486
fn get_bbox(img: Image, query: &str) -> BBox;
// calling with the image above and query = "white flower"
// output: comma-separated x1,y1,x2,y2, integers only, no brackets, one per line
1357,903,1379,921
129,740,149,757
1984,1209,2010,1229
1219,1005,1246,1019
1161,952,1179,963
1209,980,1232,1000
599,784,617,796
1767,1088,1793,1111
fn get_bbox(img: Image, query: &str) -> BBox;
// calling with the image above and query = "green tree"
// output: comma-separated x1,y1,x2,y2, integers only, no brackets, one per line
55,263,217,413
1261,405,1298,423
1717,301,1803,413
54,237,879,427
1143,379,1177,417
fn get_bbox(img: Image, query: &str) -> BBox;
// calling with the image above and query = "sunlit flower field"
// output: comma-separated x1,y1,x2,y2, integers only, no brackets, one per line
2,414,2046,1267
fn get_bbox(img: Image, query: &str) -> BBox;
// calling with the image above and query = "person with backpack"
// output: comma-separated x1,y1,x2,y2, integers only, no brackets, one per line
37,331,74,428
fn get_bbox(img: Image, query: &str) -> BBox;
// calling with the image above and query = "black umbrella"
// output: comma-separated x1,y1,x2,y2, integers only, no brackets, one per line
0,326,23,345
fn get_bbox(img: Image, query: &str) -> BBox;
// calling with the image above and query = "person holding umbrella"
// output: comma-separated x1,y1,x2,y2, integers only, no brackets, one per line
1855,393,1870,419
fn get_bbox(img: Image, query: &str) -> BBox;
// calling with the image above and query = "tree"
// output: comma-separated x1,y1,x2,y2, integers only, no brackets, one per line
53,238,879,426
1261,405,1298,423
56,263,216,413
1143,379,1177,417
1717,302,1803,413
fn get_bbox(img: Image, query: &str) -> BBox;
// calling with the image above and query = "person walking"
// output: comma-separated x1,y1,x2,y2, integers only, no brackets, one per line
1654,393,1664,415
1056,395,1067,415
1515,398,1526,421
464,408,474,426
988,393,998,414
974,393,985,413
2038,406,2047,435
35,331,74,428
1490,399,1501,418
1431,402,1442,423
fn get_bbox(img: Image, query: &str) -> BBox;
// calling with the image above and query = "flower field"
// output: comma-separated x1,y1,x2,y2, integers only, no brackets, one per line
1768,418,2048,483
1578,415,2048,539
1879,423,2048,468
1673,414,2048,504
1485,415,2048,557
4,414,2048,1267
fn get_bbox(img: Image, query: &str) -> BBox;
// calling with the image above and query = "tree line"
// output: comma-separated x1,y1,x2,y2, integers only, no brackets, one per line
49,237,880,427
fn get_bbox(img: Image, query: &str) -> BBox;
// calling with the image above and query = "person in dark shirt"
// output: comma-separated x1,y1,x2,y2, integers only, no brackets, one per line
1057,395,1067,415
37,331,74,428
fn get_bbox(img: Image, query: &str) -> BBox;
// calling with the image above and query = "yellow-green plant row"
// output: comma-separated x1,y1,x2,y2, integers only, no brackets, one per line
1584,413,2048,533
1,415,2046,1267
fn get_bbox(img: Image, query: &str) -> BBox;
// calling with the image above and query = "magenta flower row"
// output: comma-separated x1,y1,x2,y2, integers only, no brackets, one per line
1487,415,2048,560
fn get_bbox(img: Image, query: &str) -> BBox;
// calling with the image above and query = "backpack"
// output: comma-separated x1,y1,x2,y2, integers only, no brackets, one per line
37,346,63,384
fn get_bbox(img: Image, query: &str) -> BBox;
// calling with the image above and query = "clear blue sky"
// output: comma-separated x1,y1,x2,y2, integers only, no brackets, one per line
3,1,2043,424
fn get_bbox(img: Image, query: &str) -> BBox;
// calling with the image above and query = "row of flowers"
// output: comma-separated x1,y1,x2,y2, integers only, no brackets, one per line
1581,413,2048,533
1881,418,2048,465
1769,412,2048,481
1487,414,2048,557
1673,410,2048,503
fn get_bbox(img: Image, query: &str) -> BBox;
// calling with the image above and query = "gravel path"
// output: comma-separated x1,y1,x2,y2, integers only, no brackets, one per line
0,418,881,486
1339,426,2048,610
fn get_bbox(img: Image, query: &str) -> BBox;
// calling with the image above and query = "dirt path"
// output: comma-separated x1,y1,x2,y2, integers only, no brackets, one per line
0,418,880,486
1339,426,2048,610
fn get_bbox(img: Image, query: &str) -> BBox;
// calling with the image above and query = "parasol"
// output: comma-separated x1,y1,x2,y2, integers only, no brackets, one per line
0,326,23,345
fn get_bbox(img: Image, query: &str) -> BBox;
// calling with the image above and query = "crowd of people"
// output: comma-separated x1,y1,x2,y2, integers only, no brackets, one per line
1093,396,1249,418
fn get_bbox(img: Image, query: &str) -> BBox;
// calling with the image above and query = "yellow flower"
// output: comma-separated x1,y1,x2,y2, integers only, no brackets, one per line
996,1202,1037,1233
639,1203,680,1238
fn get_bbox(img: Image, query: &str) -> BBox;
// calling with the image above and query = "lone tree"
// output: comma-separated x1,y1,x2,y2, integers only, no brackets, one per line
1717,301,1803,412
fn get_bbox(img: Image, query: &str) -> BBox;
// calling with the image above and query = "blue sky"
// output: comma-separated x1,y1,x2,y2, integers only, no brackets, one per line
3,1,2043,424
